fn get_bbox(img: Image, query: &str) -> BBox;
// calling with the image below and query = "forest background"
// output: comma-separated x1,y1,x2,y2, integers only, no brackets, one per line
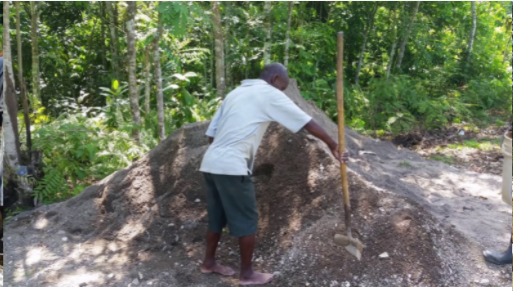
1,1,511,209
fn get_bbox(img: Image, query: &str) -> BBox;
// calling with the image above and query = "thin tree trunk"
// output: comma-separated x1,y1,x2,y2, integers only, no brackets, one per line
396,1,420,70
4,1,33,207
212,1,225,98
466,1,477,64
386,7,399,80
15,2,32,160
126,1,141,144
30,1,41,109
144,48,151,114
284,1,293,67
100,1,107,69
154,13,165,142
204,55,208,87
106,1,120,80
263,1,272,65
355,2,378,86
3,1,22,169
244,28,250,79
224,13,231,90
210,37,214,89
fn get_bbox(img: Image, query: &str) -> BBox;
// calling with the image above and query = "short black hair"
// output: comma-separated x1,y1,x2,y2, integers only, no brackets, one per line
259,63,288,82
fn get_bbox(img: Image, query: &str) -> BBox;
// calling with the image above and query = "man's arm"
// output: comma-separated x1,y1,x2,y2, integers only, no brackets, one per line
206,103,224,143
303,119,349,164
264,91,349,163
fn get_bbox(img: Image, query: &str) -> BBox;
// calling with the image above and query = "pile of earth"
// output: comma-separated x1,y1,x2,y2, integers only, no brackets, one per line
4,80,511,287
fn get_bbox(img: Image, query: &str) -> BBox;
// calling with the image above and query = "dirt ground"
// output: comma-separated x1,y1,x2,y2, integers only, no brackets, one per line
3,80,511,287
391,125,510,176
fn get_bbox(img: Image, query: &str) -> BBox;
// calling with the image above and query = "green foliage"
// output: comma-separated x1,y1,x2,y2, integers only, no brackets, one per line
99,80,130,129
430,154,457,165
7,1,512,206
5,206,31,223
446,138,501,152
157,2,206,38
32,169,68,205
398,161,413,168
31,111,149,202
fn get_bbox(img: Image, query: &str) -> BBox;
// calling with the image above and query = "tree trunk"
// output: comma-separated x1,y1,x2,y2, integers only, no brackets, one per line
396,1,420,70
100,1,107,69
244,28,250,79
466,1,477,64
15,2,32,160
284,1,293,67
4,1,33,207
263,1,272,65
30,1,41,109
210,37,214,89
386,7,399,80
154,13,166,142
126,1,141,144
204,55,208,87
4,1,22,169
144,48,151,114
355,2,378,86
224,12,231,90
106,1,120,80
212,1,225,98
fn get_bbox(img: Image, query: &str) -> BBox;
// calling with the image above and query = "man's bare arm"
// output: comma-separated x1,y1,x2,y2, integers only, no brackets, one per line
303,119,349,163
209,137,214,144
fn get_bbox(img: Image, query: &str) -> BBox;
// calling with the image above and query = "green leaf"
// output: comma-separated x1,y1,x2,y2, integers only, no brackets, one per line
77,148,84,159
162,84,180,92
76,169,86,180
184,72,198,78
112,80,119,90
86,144,96,160
172,73,189,81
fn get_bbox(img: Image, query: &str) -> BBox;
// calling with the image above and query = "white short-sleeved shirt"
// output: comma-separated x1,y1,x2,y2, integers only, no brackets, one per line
200,79,312,176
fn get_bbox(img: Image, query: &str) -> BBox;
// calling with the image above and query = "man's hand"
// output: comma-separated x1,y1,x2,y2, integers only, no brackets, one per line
330,144,350,164
303,120,349,164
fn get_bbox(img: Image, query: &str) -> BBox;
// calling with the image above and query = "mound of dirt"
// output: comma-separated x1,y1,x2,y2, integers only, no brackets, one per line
4,80,511,287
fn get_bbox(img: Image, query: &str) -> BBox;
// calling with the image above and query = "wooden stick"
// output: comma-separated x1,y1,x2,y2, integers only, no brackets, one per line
336,32,350,208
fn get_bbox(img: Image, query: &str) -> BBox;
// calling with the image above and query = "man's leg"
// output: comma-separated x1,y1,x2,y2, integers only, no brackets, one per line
239,234,273,285
200,173,235,276
214,174,273,285
201,230,234,275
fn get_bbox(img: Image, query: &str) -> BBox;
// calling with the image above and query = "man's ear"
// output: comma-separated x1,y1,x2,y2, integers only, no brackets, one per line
270,75,278,84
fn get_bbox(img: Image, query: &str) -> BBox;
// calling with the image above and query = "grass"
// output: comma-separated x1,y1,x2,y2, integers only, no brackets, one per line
398,161,413,167
430,154,457,165
5,206,30,223
445,138,501,152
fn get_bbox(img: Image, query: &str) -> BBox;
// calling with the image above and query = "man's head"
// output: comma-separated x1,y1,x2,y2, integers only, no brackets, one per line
259,63,289,91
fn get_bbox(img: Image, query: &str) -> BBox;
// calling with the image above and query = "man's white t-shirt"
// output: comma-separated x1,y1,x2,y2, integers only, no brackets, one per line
200,79,312,176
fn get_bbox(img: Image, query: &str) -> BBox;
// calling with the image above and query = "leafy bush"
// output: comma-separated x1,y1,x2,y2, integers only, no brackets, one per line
29,72,221,204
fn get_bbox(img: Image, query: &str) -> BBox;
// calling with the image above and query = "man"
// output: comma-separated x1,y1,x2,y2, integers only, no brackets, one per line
199,63,349,286
482,125,512,265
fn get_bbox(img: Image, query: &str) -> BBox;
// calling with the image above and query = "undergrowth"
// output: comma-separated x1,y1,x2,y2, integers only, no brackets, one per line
22,76,221,205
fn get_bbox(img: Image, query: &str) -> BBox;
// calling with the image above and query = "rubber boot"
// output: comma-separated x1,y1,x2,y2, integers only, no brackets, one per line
483,236,512,265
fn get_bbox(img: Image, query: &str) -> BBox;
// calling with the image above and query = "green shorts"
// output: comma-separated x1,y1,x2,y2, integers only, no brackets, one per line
203,172,258,237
